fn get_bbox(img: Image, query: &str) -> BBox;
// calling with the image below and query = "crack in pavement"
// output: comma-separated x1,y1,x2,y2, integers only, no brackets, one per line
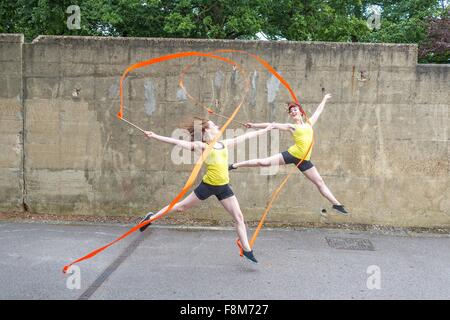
77,230,151,300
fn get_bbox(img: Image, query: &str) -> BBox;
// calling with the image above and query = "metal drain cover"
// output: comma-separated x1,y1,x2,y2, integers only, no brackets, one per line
326,237,375,251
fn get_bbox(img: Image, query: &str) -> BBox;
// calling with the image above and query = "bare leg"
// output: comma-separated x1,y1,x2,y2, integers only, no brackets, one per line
220,196,252,252
152,191,202,219
233,153,285,169
302,166,341,205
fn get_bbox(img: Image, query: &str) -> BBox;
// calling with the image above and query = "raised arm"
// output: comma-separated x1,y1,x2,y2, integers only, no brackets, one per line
309,93,331,126
223,123,274,147
144,131,205,152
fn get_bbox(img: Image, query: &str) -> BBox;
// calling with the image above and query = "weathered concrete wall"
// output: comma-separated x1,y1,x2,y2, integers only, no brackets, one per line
0,34,449,228
0,34,23,212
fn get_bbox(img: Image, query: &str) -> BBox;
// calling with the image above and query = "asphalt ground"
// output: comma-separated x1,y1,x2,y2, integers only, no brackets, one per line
1,221,450,300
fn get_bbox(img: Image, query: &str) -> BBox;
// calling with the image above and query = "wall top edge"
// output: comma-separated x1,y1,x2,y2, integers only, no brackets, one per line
0,33,24,43
30,34,418,49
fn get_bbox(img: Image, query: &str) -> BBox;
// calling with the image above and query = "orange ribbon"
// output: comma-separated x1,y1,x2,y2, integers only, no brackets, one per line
62,49,314,273
176,49,314,249
63,51,249,273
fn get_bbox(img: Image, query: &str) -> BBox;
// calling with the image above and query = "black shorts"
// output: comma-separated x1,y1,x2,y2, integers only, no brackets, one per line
281,151,314,172
194,181,235,201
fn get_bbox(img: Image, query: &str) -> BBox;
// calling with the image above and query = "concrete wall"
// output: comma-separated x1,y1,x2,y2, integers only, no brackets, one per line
0,34,449,228
0,34,23,212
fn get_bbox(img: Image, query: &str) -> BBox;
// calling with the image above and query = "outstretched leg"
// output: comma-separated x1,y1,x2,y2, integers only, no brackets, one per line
232,153,285,169
302,166,341,206
140,191,202,231
219,196,252,252
153,191,202,219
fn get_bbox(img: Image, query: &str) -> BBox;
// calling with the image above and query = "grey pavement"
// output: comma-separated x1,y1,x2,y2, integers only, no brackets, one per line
1,221,450,300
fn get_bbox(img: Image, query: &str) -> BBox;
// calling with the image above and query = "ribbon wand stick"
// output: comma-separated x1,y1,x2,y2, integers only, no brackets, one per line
119,116,147,134
206,108,247,127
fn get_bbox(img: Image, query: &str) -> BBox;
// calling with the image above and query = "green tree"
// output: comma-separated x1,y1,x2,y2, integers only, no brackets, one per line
360,0,449,62
0,0,265,40
0,0,447,63
260,0,370,42
360,0,441,43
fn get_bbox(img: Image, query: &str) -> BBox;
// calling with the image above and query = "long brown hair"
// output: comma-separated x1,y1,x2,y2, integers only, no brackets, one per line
182,117,210,142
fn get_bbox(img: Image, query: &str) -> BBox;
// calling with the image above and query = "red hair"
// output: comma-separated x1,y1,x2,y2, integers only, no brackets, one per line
287,102,306,116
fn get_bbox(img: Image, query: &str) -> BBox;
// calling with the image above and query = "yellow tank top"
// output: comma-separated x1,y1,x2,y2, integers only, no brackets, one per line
202,142,229,186
287,123,313,160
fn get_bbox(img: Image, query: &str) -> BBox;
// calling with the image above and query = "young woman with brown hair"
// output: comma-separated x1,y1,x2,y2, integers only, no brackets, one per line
139,118,274,263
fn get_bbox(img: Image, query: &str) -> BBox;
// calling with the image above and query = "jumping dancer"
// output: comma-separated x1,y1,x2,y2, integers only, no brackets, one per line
139,118,274,263
229,94,349,215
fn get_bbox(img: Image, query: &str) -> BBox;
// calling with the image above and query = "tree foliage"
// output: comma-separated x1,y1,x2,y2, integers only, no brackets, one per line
0,0,448,63
419,16,450,63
